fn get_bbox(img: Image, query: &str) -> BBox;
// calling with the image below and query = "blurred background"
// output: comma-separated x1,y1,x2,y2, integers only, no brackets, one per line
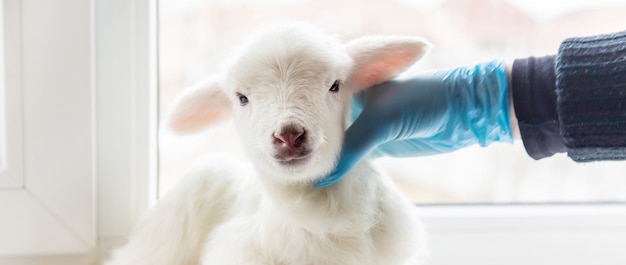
158,0,626,204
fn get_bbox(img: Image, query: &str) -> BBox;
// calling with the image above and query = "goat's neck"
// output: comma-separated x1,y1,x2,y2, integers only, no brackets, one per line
257,160,382,232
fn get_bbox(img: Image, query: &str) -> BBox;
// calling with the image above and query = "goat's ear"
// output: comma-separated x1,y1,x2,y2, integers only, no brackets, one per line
345,36,431,90
164,76,232,135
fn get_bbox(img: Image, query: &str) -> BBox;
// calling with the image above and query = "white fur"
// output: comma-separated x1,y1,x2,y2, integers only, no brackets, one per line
105,22,431,265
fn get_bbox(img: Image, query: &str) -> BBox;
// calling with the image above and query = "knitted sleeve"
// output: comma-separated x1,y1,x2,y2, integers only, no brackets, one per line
511,30,626,161
556,30,626,162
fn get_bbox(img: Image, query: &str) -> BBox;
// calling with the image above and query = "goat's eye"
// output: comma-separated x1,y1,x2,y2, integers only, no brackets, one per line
237,93,249,106
329,80,340,93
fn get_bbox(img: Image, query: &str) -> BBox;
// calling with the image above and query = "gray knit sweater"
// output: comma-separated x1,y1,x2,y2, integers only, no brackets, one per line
512,30,626,162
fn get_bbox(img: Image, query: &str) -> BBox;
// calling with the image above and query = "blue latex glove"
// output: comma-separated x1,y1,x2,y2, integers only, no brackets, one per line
315,61,512,188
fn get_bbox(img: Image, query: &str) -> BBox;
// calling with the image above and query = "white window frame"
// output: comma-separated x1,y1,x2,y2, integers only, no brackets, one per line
0,0,156,262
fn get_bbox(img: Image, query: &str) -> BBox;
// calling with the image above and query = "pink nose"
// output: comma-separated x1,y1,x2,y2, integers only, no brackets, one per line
273,126,305,148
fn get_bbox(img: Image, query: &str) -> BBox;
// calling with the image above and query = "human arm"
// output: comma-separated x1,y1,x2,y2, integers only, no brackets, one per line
315,30,626,188
315,61,513,187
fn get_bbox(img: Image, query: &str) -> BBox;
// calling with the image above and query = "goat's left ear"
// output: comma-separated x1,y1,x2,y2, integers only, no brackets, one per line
345,36,431,90
163,75,233,135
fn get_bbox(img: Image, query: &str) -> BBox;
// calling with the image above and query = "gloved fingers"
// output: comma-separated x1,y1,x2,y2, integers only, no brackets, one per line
314,111,386,188
314,147,367,188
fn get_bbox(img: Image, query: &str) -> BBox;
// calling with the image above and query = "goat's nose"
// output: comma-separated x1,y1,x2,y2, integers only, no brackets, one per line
273,125,305,148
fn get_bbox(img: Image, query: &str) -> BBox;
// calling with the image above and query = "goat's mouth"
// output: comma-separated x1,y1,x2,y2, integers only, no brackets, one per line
273,150,313,166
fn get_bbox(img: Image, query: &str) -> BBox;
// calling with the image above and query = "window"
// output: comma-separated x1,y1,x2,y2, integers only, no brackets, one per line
153,1,626,265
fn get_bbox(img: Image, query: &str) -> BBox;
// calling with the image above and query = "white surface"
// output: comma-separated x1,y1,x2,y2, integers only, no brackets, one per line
0,191,90,255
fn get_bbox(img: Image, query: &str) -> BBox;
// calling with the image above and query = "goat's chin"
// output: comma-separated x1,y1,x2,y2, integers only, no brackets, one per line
253,152,336,185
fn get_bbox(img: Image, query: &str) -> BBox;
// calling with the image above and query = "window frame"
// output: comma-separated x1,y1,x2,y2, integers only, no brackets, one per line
0,0,155,261
0,0,96,257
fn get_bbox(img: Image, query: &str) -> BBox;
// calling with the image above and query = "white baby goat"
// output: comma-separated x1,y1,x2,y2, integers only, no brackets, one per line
105,22,430,265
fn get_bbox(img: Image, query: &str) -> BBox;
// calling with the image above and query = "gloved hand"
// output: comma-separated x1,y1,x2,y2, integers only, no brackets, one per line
314,61,513,188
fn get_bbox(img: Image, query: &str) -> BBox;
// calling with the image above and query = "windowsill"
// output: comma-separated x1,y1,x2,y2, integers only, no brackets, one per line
418,203,626,231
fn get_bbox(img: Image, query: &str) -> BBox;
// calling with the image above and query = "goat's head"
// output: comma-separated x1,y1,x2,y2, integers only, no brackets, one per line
165,23,430,184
